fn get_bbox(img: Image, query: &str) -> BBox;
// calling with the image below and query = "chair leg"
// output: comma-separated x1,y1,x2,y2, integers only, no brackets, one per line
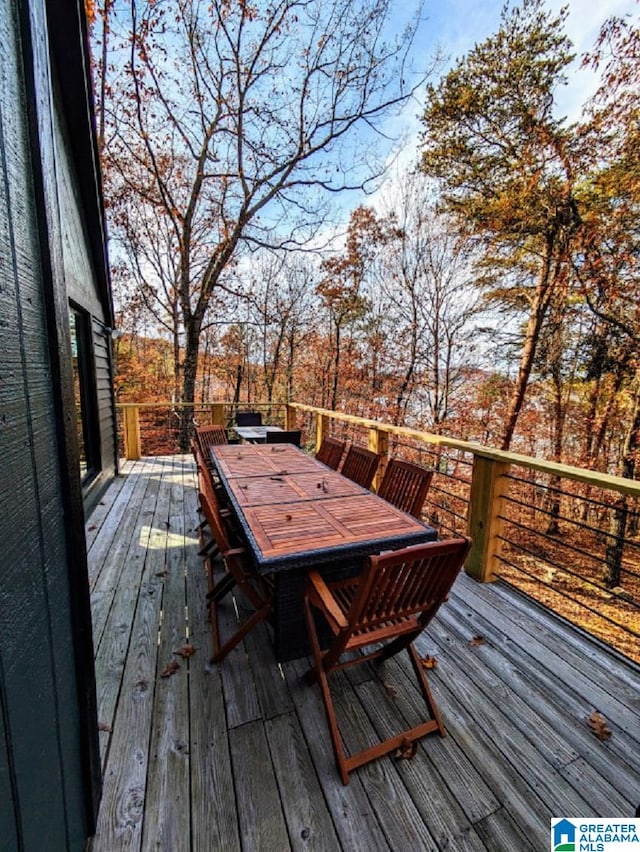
303,595,350,784
210,601,271,663
408,643,446,737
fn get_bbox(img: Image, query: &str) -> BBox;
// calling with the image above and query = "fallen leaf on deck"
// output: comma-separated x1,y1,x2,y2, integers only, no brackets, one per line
160,660,181,678
421,655,438,670
384,683,398,698
98,722,112,732
155,570,168,578
87,524,97,531
469,635,486,647
174,644,197,658
587,711,612,741
394,738,417,760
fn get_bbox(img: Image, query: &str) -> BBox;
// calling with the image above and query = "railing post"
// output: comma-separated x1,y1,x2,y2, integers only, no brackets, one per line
123,405,141,461
466,454,510,582
285,404,297,430
315,413,330,452
211,403,225,426
368,426,389,491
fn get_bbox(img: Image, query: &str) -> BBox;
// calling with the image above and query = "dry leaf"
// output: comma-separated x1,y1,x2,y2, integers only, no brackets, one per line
98,722,112,732
384,683,398,698
87,524,97,531
421,655,438,670
587,711,612,741
160,660,181,678
394,738,417,760
174,644,197,658
469,635,486,647
155,570,168,578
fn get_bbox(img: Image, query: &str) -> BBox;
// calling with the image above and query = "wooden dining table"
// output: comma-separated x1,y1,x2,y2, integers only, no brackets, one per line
209,443,437,660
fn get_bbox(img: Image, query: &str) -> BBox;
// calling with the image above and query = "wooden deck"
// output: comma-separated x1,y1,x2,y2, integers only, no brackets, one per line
87,456,640,851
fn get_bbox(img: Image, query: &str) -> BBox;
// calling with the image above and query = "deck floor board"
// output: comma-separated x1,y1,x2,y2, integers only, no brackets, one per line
89,457,640,851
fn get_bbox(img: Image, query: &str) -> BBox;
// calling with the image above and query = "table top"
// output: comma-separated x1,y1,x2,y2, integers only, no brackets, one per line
212,443,320,479
227,468,365,507
210,444,436,572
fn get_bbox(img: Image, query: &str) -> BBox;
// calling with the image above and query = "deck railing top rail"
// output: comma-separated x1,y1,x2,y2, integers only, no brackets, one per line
288,402,640,498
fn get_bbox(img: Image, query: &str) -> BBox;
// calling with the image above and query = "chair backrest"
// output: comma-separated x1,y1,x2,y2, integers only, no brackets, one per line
196,424,228,454
315,436,346,470
340,444,380,489
377,458,434,518
350,538,471,634
193,439,218,498
236,410,262,426
265,429,302,446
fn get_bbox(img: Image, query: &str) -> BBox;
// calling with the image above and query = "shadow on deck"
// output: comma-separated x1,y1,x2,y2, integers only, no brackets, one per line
87,456,640,851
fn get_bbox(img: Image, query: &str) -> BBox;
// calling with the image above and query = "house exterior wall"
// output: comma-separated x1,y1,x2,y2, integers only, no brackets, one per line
0,0,110,847
53,70,117,511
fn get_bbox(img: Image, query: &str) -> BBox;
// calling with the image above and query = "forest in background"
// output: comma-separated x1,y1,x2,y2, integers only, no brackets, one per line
89,0,639,478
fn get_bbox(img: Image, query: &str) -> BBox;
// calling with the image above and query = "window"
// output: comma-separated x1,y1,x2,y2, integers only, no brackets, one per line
69,307,100,483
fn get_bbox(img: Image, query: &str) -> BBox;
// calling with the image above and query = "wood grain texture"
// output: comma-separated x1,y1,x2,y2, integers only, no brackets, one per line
141,458,191,852
184,467,241,852
244,494,431,564
228,721,291,851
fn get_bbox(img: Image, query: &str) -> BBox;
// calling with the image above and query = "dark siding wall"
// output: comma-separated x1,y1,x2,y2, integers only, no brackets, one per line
53,56,117,507
0,0,101,848
93,315,117,470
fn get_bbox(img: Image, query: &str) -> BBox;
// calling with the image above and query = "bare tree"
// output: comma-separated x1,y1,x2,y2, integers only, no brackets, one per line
240,252,316,404
97,0,428,446
373,174,481,428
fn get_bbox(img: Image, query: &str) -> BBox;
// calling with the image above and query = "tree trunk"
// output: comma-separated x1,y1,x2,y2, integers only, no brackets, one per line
545,368,565,535
330,321,341,411
179,316,203,451
500,237,557,450
603,383,640,588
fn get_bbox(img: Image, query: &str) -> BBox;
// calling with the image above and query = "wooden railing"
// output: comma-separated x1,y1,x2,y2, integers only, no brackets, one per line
116,400,640,662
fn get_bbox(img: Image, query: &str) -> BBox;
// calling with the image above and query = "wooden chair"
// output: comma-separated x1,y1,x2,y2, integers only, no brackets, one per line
198,485,272,663
236,410,262,426
376,458,434,518
303,537,471,784
340,444,380,489
192,439,233,563
315,436,346,470
265,429,302,446
195,424,228,456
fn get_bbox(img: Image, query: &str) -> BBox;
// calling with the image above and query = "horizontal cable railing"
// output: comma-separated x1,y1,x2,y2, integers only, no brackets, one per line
495,471,640,661
115,400,640,664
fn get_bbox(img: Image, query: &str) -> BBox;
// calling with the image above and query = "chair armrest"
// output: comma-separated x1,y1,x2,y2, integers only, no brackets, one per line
307,571,348,629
